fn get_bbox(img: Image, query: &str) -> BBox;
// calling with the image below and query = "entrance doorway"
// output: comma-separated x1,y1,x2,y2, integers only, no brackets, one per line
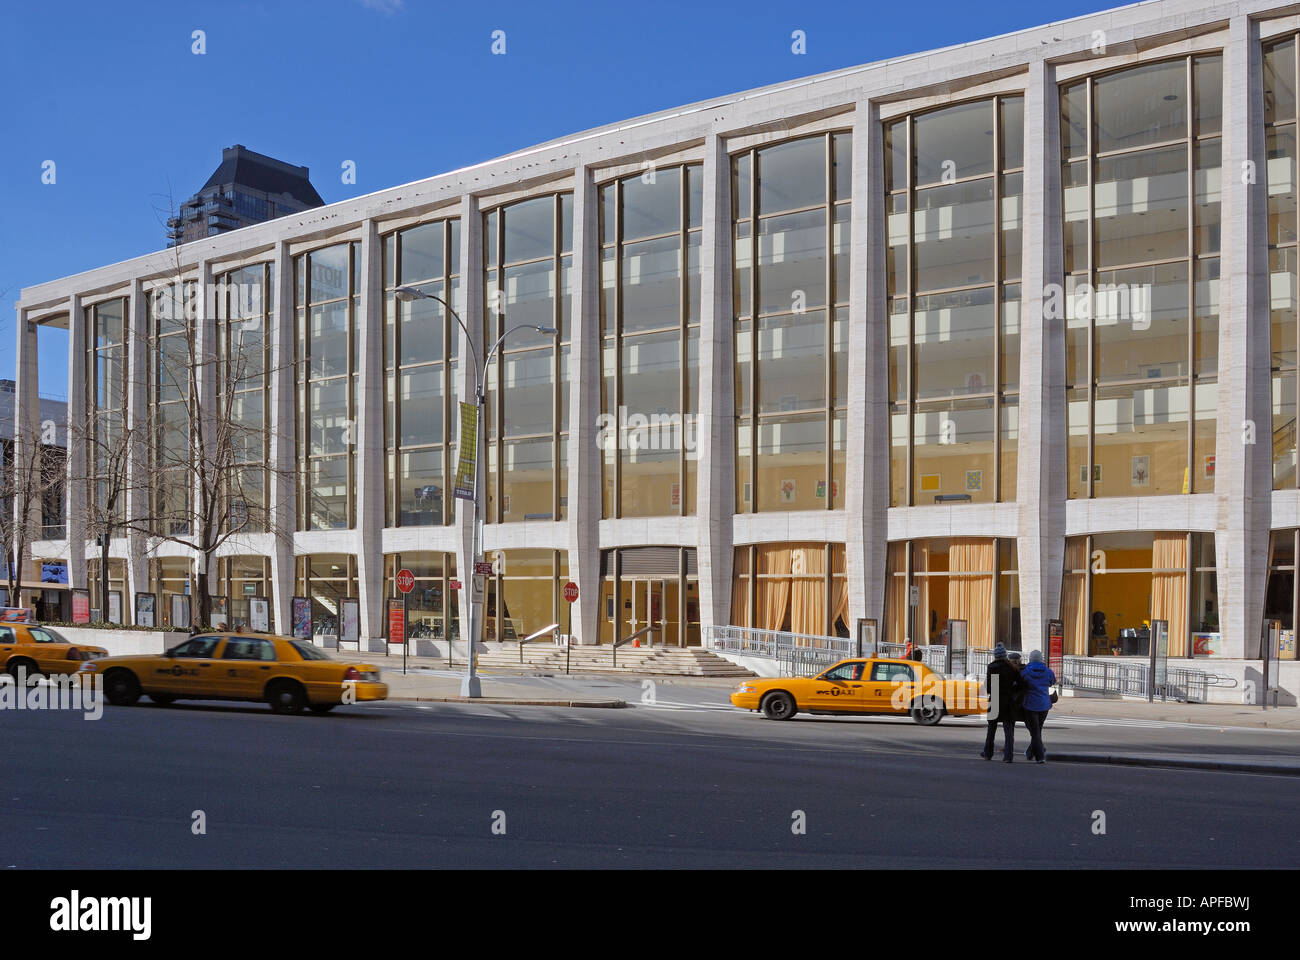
599,547,700,646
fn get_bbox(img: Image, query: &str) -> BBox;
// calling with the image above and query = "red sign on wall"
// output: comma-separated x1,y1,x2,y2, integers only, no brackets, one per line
72,590,91,625
387,597,406,646
1047,619,1065,678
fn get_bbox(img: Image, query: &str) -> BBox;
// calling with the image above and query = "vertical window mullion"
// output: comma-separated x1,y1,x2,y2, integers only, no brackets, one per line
680,168,689,518
554,195,562,522
824,135,834,511
993,97,1003,502
749,150,758,512
614,182,624,519
905,118,916,505
1086,79,1096,500
1185,58,1196,493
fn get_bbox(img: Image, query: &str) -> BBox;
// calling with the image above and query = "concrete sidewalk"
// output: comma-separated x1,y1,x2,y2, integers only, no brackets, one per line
344,649,1300,727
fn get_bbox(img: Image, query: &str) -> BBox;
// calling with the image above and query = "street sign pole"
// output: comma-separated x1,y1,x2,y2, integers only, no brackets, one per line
562,581,578,675
403,594,408,676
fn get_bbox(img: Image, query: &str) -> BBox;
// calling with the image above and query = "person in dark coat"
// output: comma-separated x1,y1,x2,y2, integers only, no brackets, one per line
980,643,1021,762
1020,649,1057,764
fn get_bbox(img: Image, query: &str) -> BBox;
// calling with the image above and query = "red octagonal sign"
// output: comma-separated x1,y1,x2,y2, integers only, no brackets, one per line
562,581,579,604
396,568,415,594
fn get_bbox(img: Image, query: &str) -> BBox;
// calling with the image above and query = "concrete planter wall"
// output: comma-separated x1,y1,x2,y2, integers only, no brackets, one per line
54,628,188,657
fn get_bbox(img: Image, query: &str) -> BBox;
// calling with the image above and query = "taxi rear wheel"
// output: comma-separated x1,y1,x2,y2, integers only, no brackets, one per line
760,691,797,721
104,670,142,706
266,680,307,715
910,696,946,726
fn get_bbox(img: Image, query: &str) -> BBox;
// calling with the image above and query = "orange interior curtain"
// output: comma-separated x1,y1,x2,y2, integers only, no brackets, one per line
1152,533,1189,657
830,544,849,635
886,542,907,646
756,545,792,631
790,544,827,638
1062,538,1088,656
948,538,995,649
731,548,750,628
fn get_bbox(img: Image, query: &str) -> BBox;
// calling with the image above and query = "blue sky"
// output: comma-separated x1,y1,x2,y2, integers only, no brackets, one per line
0,0,1112,397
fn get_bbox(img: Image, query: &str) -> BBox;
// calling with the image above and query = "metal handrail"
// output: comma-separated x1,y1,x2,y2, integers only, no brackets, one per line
613,624,654,667
520,623,560,662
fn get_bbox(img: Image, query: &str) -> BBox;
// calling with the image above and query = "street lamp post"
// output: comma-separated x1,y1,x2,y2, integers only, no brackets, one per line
394,285,556,697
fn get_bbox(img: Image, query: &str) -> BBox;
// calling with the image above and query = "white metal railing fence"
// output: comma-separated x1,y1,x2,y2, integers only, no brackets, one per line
705,625,856,662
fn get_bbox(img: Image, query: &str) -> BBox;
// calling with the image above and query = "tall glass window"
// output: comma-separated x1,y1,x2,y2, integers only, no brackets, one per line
84,298,128,529
483,194,572,523
1267,37,1300,490
383,218,461,526
215,264,273,533
148,282,195,537
296,243,360,530
733,132,850,513
886,96,1023,506
1061,56,1221,498
599,164,701,518
295,554,357,643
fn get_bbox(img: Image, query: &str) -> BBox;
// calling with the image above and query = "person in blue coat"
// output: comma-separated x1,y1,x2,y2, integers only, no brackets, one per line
1019,649,1056,764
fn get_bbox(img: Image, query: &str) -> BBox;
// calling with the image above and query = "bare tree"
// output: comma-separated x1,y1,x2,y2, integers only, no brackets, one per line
1,416,64,611
71,197,296,629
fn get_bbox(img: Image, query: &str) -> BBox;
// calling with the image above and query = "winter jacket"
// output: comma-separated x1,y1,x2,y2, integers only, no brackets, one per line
1020,660,1056,713
985,658,1021,721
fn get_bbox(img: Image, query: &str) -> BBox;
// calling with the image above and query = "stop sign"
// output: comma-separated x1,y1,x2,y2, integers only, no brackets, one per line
562,581,579,604
396,568,415,594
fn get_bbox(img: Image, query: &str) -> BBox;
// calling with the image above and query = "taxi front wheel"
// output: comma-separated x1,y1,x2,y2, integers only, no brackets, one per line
266,680,307,715
760,692,797,721
910,696,946,726
104,670,141,707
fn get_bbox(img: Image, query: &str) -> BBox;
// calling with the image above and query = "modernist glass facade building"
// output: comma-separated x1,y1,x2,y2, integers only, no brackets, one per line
11,0,1298,659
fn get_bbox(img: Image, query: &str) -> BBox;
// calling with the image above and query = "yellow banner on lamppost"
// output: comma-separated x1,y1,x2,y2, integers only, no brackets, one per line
454,401,478,500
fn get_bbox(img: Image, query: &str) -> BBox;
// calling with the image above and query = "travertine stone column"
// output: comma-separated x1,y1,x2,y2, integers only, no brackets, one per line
1016,57,1067,653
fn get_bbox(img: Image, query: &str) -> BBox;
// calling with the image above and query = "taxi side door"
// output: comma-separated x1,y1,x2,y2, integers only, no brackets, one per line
861,660,919,714
0,624,16,670
218,637,278,700
806,661,867,712
150,635,222,697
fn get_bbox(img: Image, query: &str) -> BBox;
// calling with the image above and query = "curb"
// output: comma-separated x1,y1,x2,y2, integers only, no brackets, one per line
389,695,626,709
1045,752,1300,776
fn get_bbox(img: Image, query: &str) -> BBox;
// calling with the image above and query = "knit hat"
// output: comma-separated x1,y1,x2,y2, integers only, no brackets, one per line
1028,649,1044,662
1009,651,1023,662
993,643,1008,659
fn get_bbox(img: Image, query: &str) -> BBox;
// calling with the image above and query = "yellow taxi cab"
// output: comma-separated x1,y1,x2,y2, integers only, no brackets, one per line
729,657,986,725
78,632,388,715
0,622,108,682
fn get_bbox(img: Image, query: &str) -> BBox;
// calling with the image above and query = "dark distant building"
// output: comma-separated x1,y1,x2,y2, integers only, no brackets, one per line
166,145,324,246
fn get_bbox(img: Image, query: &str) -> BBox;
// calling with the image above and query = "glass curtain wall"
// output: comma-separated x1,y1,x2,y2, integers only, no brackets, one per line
886,96,1024,506
385,552,460,642
296,243,360,530
1060,532,1213,657
215,264,273,533
600,547,699,646
599,164,702,517
730,543,848,637
1266,38,1300,489
882,538,1018,648
148,283,194,537
1061,56,1221,498
295,554,357,643
480,549,567,643
483,195,572,523
384,219,461,527
85,298,128,532
215,556,271,629
733,133,850,513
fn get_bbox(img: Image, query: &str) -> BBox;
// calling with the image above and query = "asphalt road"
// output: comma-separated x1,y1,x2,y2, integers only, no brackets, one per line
3,691,1299,869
